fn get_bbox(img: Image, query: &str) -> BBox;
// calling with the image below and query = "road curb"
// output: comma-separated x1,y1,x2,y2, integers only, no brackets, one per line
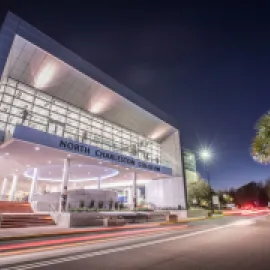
160,214,224,225
160,217,206,225
0,230,98,242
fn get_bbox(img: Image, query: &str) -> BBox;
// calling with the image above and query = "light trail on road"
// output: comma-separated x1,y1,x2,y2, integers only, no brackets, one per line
0,225,188,253
1,225,189,257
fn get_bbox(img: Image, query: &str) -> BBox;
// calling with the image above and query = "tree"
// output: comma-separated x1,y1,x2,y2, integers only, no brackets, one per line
233,182,266,206
217,191,234,207
264,178,270,201
187,178,211,208
252,112,270,163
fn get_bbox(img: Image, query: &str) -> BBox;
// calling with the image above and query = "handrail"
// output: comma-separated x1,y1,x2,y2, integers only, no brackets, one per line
30,201,38,212
49,203,57,213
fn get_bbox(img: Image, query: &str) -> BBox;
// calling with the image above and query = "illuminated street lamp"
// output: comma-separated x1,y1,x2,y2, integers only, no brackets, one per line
199,148,212,163
198,147,214,214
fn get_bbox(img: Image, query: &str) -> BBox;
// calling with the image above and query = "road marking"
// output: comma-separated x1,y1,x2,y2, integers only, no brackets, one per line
2,223,234,270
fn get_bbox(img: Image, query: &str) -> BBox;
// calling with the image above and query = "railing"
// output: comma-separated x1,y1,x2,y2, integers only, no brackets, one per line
49,203,57,213
31,201,58,213
30,201,38,212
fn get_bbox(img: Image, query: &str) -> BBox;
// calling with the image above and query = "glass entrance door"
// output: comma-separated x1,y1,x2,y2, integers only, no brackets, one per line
55,124,64,137
48,121,64,137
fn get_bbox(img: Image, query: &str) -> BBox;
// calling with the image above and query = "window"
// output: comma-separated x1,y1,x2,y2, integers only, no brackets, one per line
66,125,77,135
103,137,113,146
5,86,16,96
0,103,11,113
64,132,77,140
0,79,163,166
50,112,65,123
0,121,6,129
32,105,49,116
54,100,67,108
6,124,15,134
68,104,80,111
31,114,48,125
69,111,80,120
8,115,21,125
104,125,112,133
5,86,15,96
91,133,102,143
80,116,90,124
3,94,13,104
103,131,112,139
35,98,50,108
0,113,8,122
92,120,102,129
80,123,91,132
66,117,78,127
92,127,102,136
13,98,30,109
8,78,17,87
36,91,51,102
51,104,67,115
18,90,35,103
0,85,5,93
18,83,35,95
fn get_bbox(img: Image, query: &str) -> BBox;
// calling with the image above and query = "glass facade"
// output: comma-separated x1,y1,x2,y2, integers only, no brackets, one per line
0,78,164,166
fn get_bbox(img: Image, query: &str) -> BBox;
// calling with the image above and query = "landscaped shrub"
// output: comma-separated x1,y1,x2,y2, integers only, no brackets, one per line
79,200,85,208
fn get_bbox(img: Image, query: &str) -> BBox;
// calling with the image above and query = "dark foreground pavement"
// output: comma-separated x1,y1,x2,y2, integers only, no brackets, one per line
2,215,270,269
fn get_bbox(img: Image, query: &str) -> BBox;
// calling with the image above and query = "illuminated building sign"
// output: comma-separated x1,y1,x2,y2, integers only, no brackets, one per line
95,150,135,166
13,125,171,175
58,139,161,172
59,140,91,155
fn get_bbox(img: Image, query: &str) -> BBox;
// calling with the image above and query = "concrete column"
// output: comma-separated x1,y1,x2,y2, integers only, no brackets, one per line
9,175,18,201
137,188,141,205
59,159,70,212
28,168,38,202
132,173,137,210
97,177,101,190
0,178,7,200
125,187,132,205
72,182,77,190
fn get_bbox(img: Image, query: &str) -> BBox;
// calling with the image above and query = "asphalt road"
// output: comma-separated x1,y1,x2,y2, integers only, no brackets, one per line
1,215,270,270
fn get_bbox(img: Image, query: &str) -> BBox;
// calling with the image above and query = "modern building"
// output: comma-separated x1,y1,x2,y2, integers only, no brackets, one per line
0,12,187,211
183,150,199,182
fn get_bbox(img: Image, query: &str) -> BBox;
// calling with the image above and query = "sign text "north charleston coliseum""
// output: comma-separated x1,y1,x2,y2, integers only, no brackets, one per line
59,140,161,172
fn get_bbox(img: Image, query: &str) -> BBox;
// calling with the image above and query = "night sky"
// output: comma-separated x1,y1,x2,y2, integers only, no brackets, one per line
1,2,270,190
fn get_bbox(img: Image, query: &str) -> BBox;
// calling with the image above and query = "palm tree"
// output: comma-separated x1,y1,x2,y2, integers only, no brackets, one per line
252,112,270,163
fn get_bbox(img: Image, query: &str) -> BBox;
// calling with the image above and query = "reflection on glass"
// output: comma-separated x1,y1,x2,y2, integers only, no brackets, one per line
0,78,162,165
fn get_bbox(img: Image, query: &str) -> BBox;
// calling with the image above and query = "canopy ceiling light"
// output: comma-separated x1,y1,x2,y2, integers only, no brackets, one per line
24,164,119,182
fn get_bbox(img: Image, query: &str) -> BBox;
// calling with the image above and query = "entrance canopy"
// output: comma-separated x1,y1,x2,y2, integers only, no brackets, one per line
0,127,171,192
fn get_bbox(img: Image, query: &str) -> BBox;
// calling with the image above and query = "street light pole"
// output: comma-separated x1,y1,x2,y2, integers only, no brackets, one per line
199,147,214,215
204,164,214,215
